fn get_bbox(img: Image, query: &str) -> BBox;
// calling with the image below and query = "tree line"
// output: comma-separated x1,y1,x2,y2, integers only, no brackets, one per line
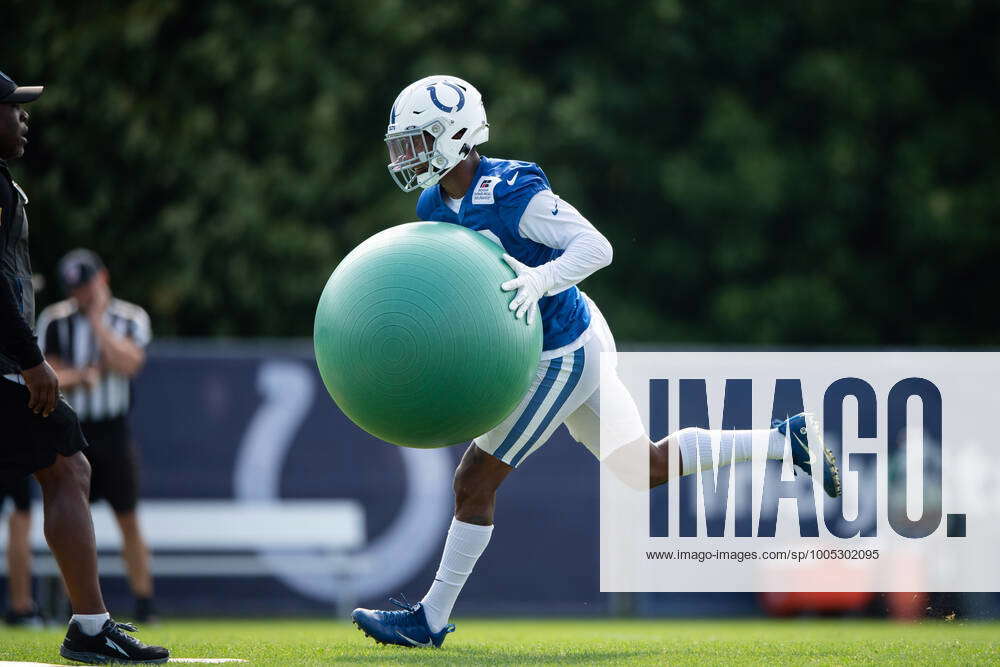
6,0,998,344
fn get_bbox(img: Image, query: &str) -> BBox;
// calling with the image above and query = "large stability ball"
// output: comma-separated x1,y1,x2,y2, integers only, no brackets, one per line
314,222,543,448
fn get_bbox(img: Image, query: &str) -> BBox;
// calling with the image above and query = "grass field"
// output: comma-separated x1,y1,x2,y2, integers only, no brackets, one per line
1,618,998,665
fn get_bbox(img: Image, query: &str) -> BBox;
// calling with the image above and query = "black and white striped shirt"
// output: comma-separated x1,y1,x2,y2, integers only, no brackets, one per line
36,298,151,422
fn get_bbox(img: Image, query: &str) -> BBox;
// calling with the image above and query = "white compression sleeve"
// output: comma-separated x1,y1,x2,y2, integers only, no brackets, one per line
517,190,613,295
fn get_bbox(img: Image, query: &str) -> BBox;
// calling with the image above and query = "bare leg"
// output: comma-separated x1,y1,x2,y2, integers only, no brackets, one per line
114,511,153,599
416,444,509,633
453,443,513,525
6,509,33,613
650,436,681,488
602,435,683,490
33,453,106,614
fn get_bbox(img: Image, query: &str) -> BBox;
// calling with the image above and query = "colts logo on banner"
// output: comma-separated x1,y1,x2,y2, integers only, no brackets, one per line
427,82,466,113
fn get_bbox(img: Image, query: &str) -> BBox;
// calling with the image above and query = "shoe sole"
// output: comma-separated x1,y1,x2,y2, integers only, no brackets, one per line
353,619,388,646
802,412,842,498
353,620,440,648
60,646,169,664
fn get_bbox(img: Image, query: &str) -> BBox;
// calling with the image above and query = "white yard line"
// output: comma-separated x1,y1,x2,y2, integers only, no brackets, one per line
1,660,248,666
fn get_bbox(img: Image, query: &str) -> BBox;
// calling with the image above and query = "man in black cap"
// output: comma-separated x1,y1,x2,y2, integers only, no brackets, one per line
38,248,158,623
0,70,168,663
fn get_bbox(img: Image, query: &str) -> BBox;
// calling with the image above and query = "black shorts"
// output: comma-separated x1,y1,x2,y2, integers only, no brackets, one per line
0,378,88,486
0,473,31,512
80,416,139,514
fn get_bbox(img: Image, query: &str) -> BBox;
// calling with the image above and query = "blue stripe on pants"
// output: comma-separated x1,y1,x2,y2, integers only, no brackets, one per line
492,356,564,461
509,346,586,467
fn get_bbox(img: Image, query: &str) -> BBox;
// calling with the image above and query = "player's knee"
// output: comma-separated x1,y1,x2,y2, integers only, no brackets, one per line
453,471,489,507
54,452,91,495
453,467,500,516
649,442,669,487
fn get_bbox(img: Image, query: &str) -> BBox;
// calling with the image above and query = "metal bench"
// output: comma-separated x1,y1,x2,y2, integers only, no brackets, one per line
0,499,365,615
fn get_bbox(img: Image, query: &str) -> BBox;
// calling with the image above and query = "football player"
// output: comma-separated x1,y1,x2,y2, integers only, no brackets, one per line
352,75,841,648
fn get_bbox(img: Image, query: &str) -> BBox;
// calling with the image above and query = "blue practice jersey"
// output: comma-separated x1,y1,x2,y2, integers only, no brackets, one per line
416,157,591,352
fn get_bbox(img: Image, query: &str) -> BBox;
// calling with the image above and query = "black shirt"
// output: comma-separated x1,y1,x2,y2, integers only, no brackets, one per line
0,160,43,375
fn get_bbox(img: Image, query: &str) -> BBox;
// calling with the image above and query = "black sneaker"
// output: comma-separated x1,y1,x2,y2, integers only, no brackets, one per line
5,605,46,628
60,618,169,664
134,597,158,625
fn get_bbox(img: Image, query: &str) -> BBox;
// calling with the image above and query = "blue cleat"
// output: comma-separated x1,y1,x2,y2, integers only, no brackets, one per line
351,595,454,648
774,412,842,498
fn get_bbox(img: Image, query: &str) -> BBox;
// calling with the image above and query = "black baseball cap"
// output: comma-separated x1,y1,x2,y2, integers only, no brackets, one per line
58,249,105,292
0,71,43,104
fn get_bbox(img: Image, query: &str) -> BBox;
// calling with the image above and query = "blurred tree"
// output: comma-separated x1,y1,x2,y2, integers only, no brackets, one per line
4,0,998,343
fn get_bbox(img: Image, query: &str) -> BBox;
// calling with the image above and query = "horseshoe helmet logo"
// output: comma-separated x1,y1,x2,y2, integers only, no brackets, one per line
427,82,466,113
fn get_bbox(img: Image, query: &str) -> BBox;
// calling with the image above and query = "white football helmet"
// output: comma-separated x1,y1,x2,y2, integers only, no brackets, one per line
385,75,489,192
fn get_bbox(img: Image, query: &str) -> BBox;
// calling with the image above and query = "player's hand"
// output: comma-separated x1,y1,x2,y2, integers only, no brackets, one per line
21,360,59,417
500,254,551,326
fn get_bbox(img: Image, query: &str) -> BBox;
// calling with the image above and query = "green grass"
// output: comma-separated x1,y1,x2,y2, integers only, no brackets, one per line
1,618,998,665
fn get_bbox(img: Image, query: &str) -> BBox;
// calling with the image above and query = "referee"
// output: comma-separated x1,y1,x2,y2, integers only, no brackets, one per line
36,249,157,623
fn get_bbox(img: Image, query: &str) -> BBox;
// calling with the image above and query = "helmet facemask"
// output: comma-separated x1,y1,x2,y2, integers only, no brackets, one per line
385,120,457,192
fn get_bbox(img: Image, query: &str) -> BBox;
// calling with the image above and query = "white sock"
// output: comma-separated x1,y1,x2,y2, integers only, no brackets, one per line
71,612,110,636
420,518,493,633
766,427,788,461
676,427,787,476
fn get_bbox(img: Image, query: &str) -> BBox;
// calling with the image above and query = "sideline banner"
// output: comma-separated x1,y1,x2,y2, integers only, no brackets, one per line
600,352,1000,592
122,344,607,614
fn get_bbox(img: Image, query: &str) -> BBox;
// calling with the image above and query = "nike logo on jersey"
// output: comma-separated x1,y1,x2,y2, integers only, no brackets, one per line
396,631,433,647
506,171,519,185
105,637,129,657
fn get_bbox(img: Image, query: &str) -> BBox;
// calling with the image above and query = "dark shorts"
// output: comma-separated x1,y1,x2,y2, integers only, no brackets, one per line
81,416,139,514
0,473,31,512
0,378,89,486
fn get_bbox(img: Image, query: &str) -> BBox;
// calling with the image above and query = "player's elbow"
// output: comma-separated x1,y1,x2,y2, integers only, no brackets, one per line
594,233,613,269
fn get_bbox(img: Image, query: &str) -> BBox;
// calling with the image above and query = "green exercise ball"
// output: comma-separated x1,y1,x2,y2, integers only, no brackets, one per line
314,221,543,448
